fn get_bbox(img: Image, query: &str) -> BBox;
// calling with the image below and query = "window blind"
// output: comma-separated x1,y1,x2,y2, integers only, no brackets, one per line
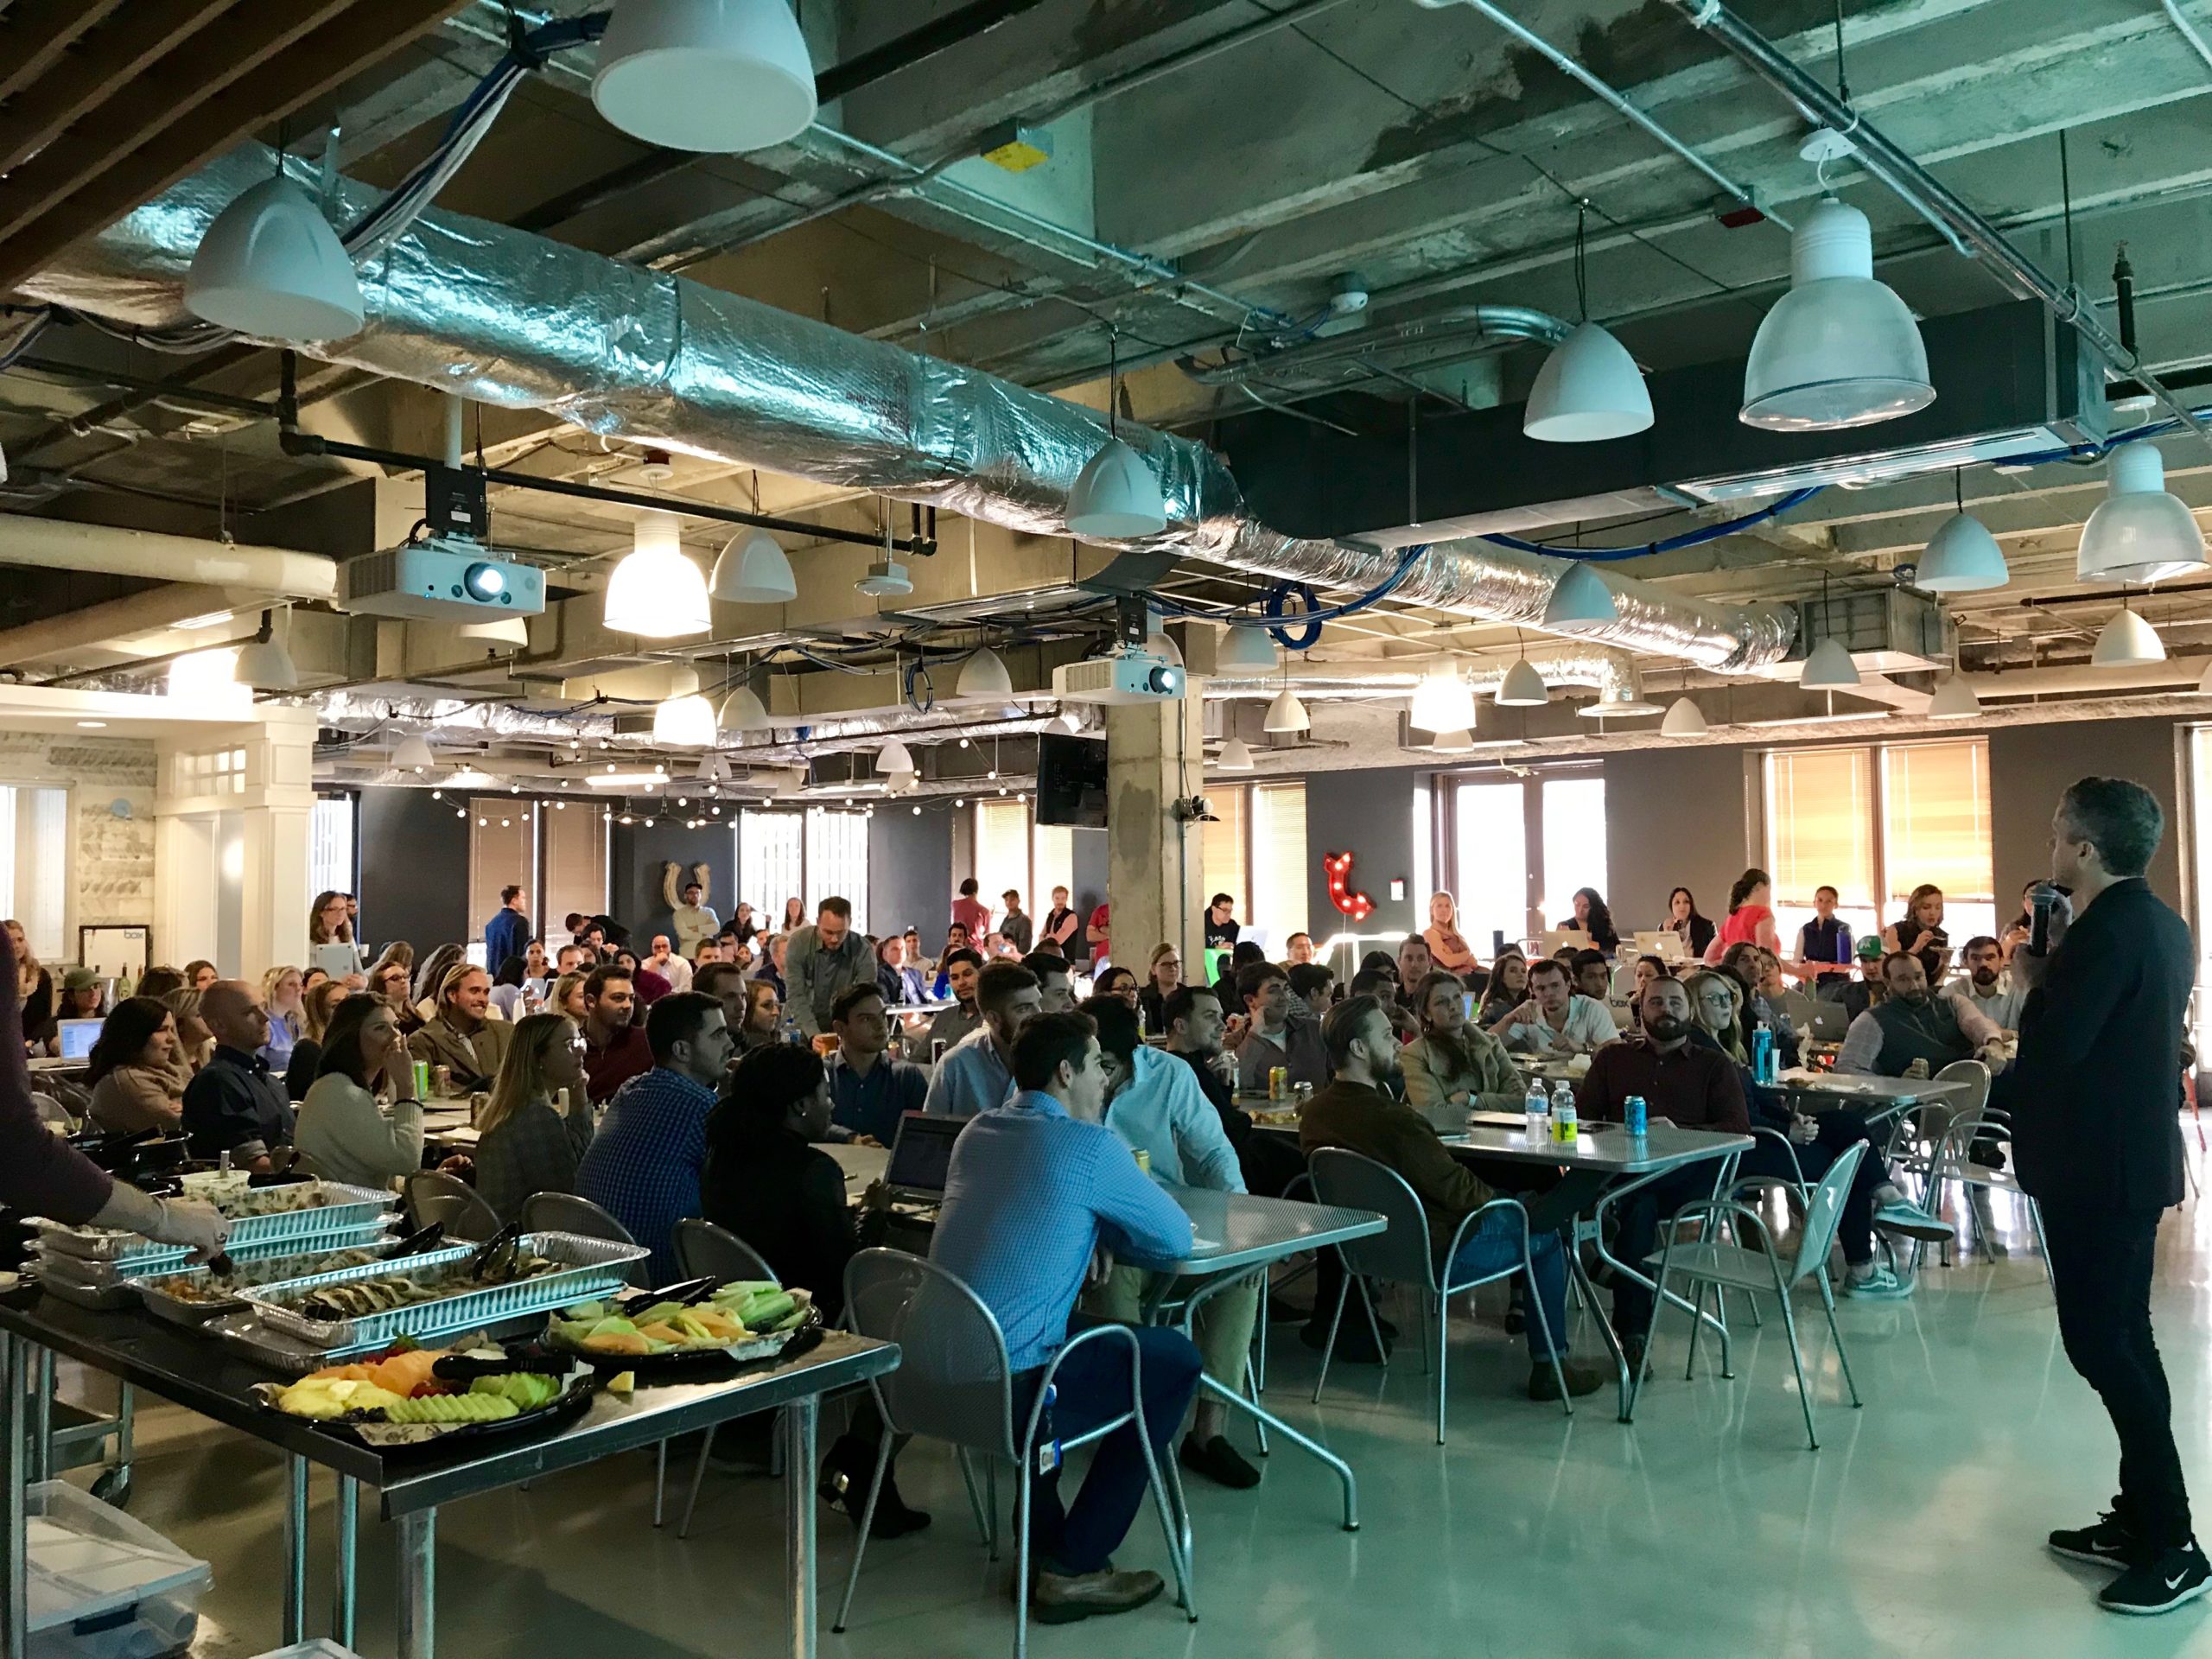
740,811,804,922
467,797,534,946
1249,782,1308,943
1201,785,1248,923
1764,747,1876,907
973,799,1030,931
1033,820,1072,910
1882,739,1993,904
539,799,607,938
805,809,870,931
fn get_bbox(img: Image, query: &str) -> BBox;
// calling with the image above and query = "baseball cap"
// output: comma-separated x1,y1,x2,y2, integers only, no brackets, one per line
1855,936,1885,961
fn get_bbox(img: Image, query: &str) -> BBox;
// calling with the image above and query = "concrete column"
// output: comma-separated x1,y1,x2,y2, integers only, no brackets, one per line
1102,681,1205,975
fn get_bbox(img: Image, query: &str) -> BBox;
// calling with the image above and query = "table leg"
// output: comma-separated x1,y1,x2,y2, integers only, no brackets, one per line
397,1509,435,1659
1194,1375,1357,1530
1565,1247,1633,1422
283,1454,308,1645
333,1478,358,1649
785,1395,818,1659
3,1332,27,1659
29,1345,52,1484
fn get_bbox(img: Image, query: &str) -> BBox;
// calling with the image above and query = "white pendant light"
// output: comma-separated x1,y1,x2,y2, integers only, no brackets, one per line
605,510,709,637
458,615,531,646
1262,688,1310,733
1216,624,1278,673
1523,322,1653,442
1916,512,2008,593
592,0,817,154
2077,442,2208,584
1799,636,1861,689
167,647,249,711
1541,562,1618,632
709,529,797,604
2092,607,2165,667
718,683,771,733
1217,736,1255,771
393,734,436,772
1576,685,1663,718
1069,438,1167,539
1927,675,1981,718
653,664,716,746
878,738,915,774
1496,658,1548,707
957,647,1014,700
1054,709,1083,734
1660,696,1708,737
1741,199,1933,431
184,175,365,340
695,752,733,782
1430,728,1476,753
1408,671,1478,734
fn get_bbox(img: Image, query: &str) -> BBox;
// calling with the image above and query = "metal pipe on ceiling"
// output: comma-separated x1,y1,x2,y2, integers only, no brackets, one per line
1177,305,1570,390
22,143,1795,672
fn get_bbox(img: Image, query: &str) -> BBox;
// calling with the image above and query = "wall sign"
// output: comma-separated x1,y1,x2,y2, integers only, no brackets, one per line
1323,851,1374,922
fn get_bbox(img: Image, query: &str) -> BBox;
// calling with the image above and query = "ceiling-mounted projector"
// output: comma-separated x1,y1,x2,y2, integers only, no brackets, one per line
1052,646,1185,705
340,536,546,622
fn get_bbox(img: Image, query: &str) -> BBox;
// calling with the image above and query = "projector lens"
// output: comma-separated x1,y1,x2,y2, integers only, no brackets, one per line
463,562,506,601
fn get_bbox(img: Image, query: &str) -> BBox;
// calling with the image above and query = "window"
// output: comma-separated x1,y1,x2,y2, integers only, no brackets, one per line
539,798,607,938
1449,780,1528,957
974,800,1031,924
468,797,537,949
1762,738,1994,953
0,785,68,960
308,795,356,905
1033,822,1072,910
1432,765,1601,955
739,811,804,923
1538,776,1608,929
805,808,869,932
1249,782,1308,944
1199,787,1248,925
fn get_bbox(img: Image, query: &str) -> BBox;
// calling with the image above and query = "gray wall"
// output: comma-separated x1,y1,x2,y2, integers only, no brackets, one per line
1306,766,1423,946
609,821,737,947
1603,747,1750,933
870,807,952,938
1988,718,2185,906
357,785,472,955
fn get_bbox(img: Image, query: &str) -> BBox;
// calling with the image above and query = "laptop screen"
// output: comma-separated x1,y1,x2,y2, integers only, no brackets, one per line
56,1019,102,1060
885,1112,964,1196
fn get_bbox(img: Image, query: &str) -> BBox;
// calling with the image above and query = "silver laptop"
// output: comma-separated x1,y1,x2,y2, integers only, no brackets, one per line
883,1112,965,1204
1806,1000,1853,1041
54,1018,101,1060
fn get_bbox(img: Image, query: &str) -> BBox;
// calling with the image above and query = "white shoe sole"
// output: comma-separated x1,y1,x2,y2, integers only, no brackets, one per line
2049,1541,2137,1569
2100,1576,2212,1615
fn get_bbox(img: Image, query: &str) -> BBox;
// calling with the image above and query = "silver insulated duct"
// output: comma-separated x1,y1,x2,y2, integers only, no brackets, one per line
23,144,1795,672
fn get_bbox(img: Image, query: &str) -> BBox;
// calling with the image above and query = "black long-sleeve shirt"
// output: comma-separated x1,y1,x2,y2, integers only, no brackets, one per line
700,1118,857,1322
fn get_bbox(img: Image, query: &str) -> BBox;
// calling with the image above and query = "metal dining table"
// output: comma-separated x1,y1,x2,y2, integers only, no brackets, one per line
1121,1187,1384,1531
1764,1068,1974,1126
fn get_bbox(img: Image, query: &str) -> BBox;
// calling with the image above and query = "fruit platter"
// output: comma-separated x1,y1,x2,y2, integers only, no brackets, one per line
547,1279,817,1368
253,1338,595,1447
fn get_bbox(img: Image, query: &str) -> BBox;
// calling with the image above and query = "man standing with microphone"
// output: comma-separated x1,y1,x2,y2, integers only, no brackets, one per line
2017,777,2203,1613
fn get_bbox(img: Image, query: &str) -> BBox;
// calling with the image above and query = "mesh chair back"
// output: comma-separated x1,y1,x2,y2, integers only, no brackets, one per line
842,1249,1014,1458
1307,1147,1440,1292
1933,1058,1991,1121
674,1217,778,1286
1792,1140,1867,1283
404,1170,497,1237
520,1191,635,1243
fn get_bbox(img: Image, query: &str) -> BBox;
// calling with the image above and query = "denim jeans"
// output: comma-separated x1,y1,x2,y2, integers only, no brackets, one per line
1447,1208,1569,1362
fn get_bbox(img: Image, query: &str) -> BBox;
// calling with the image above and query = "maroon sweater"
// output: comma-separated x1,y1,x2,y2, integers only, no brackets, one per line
0,931,111,1222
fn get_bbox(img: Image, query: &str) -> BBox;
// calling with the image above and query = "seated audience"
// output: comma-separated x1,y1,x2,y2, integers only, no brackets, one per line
410,944,466,1023
929,1011,1199,1623
1838,951,2004,1078
925,960,1042,1119
1570,948,1612,1005
1022,950,1076,1014
691,961,748,1044
1284,931,1316,966
1092,963,1140,1008
285,980,349,1103
1566,887,1620,952
473,1014,594,1224
1402,971,1525,1126
134,967,185,1001
1235,963,1329,1091
409,963,513,1092
1138,944,1181,1037
1794,885,1854,981
1719,942,1801,1069
1754,947,1819,1033
488,956,531,1023
925,948,984,1053
1948,935,2024,1033
163,988,213,1074
1817,934,1889,1022
580,966,653,1103
825,984,926,1143
1081,995,1260,1491
735,979,785,1052
1501,957,1618,1055
550,971,588,1024
86,998,185,1134
1883,884,1952,986
261,967,306,1072
181,982,293,1169
1395,934,1434,994
645,934,691,994
1663,886,1716,960
1475,949,1529,1030
1161,982,1303,1197
875,935,925,1007
930,924,973,997
298,994,425,1190
614,946,670,1009
576,992,734,1279
1287,962,1335,1020
1204,893,1240,949
1300,995,1599,1401
1349,965,1420,1043
183,958,219,994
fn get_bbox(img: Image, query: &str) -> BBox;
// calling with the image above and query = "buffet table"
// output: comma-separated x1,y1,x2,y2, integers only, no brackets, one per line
0,1290,898,1659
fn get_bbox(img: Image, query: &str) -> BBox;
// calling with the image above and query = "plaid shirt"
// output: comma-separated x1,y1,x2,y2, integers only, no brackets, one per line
575,1067,715,1281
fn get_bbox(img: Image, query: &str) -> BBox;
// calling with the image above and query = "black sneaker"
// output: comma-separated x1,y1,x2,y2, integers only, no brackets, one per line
1179,1433,1262,1490
2049,1510,2150,1570
2099,1541,2211,1615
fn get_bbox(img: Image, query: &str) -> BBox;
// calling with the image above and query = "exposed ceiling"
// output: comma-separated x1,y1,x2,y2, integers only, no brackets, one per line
3,0,2212,792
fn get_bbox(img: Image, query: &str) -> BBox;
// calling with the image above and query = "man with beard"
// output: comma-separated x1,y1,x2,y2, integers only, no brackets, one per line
1837,951,2005,1078
1164,983,1303,1198
1299,995,1600,1402
1948,934,2024,1033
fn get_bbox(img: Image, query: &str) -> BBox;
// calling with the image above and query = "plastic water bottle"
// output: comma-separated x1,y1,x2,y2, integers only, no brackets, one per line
1550,1081,1579,1145
1752,1020,1776,1084
1524,1081,1550,1143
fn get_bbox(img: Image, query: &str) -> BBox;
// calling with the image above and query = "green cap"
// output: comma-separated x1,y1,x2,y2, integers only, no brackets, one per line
1855,935,1885,961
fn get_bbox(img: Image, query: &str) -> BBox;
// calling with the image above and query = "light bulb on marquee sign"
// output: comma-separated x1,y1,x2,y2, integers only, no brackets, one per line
1324,850,1375,922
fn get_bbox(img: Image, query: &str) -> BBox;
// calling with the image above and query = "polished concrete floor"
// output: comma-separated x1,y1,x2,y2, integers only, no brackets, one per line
67,1172,2212,1658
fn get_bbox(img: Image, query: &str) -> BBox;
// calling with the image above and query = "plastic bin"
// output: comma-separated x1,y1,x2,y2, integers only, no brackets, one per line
24,1480,210,1659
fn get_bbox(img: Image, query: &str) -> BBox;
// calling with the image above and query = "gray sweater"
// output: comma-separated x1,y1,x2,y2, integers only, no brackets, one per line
783,925,874,1036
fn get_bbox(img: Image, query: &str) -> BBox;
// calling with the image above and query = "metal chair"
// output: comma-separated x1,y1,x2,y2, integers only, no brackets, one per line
1929,1112,2050,1277
402,1170,499,1240
1637,1141,1867,1449
832,1249,1194,1657
518,1192,652,1285
669,1220,784,1539
1306,1148,1570,1440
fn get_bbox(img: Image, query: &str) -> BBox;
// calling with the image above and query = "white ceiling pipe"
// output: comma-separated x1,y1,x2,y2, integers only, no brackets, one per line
0,518,337,601
0,582,243,667
1205,647,1638,703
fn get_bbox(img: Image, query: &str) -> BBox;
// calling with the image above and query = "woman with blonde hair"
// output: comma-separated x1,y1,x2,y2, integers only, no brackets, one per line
260,964,305,1072
550,970,588,1023
473,1014,594,1223
410,944,465,1016
1685,969,1748,1065
160,988,213,1076
1137,942,1181,1038
1421,892,1478,976
283,979,351,1102
5,920,54,1048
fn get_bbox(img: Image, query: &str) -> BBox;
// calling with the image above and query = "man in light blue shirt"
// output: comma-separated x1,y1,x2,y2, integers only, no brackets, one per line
931,1010,1200,1625
923,959,1039,1120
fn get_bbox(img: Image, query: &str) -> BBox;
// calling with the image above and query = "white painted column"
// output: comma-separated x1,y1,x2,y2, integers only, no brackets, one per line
155,707,317,980
1101,679,1205,977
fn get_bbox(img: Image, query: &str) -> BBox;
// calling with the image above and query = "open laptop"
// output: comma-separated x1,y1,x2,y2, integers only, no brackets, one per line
1805,999,1853,1041
1537,928,1592,958
54,1019,100,1060
884,1112,965,1204
1631,930,1688,963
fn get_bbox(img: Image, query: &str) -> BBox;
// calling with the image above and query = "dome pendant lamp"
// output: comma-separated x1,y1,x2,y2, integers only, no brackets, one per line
1524,206,1654,443
1661,696,1708,737
1741,198,1933,431
593,0,818,154
2092,606,2165,668
1916,470,2009,593
606,510,710,637
185,171,365,340
2076,442,2208,585
1216,623,1279,674
710,530,797,605
1541,560,1618,632
1067,328,1167,539
1496,632,1548,707
1217,736,1255,771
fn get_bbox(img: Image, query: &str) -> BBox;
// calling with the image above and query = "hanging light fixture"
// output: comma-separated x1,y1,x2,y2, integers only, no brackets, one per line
1927,675,1980,718
694,752,733,783
717,683,771,733
1068,328,1166,538
709,528,798,604
1576,683,1663,718
1496,658,1548,707
1408,670,1478,734
605,510,709,636
592,0,817,153
1430,728,1476,753
393,734,436,771
1741,199,1933,431
1523,206,1654,442
233,611,296,690
184,173,364,340
2092,607,2165,667
1660,696,1708,737
1800,637,1861,689
878,738,916,774
1217,736,1255,771
1216,624,1278,674
956,647,1014,700
1916,474,2009,593
167,647,249,711
1263,688,1310,734
2076,442,2208,584
458,615,531,646
1541,562,1619,632
652,664,717,746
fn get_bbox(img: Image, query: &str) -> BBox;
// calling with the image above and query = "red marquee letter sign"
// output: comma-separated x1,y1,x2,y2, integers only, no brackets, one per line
1324,851,1373,922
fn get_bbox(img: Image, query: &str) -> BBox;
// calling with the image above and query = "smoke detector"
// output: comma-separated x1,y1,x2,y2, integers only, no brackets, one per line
637,448,675,483
856,555,912,598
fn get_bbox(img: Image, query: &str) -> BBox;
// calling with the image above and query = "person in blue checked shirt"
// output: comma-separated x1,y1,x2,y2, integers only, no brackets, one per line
931,1010,1201,1627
